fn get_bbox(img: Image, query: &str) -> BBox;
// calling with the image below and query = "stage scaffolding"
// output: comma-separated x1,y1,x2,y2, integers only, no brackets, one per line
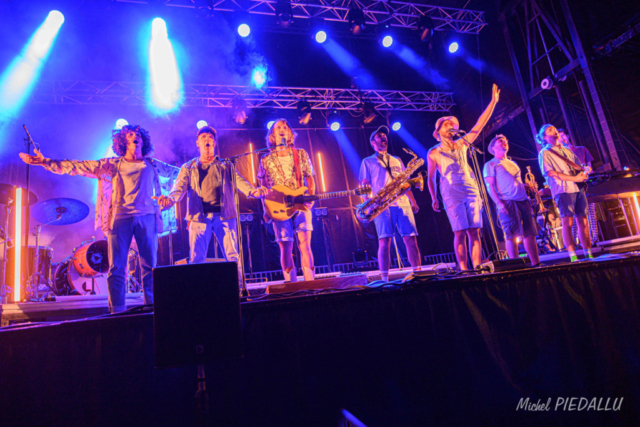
113,0,487,34
31,81,455,112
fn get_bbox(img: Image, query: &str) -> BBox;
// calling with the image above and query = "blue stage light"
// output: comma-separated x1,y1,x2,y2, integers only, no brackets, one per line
448,42,459,53
197,120,208,129
392,122,401,131
115,119,129,130
267,120,275,130
382,35,393,48
238,24,251,38
0,10,65,136
148,18,182,114
251,66,267,89
330,121,341,132
315,31,327,44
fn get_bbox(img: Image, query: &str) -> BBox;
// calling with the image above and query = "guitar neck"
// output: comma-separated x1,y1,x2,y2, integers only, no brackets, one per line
304,189,356,201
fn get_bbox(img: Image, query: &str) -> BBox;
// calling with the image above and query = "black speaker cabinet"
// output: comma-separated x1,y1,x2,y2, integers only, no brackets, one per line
152,262,243,369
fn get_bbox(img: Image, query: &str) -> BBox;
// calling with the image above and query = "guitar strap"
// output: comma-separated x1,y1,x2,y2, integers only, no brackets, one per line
546,146,583,172
292,147,303,188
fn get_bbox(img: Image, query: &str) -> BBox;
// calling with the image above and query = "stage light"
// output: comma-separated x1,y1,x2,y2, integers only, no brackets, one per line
448,42,459,53
232,97,249,125
315,30,327,44
328,110,341,131
251,66,267,89
196,120,208,129
317,152,327,192
348,7,366,35
14,188,22,302
297,100,312,125
382,35,393,48
0,10,65,132
148,18,182,114
418,15,434,42
115,119,129,130
275,0,293,28
391,121,402,131
238,23,251,37
267,120,275,130
361,101,377,124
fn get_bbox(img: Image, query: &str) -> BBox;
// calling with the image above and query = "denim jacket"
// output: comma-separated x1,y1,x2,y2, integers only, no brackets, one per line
43,156,180,233
168,157,256,222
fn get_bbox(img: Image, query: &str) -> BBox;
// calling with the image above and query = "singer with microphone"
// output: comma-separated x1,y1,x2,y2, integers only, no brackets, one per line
155,126,267,274
19,125,180,313
257,119,317,282
426,83,500,270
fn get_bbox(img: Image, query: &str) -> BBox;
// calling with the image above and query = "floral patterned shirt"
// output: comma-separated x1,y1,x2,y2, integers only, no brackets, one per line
257,148,315,190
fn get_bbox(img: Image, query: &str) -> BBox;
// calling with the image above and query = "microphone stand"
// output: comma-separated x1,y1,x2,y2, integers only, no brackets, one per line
222,143,285,297
454,131,502,262
21,125,39,301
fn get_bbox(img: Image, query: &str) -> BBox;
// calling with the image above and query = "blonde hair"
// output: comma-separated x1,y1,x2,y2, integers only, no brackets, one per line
265,119,298,148
535,124,555,146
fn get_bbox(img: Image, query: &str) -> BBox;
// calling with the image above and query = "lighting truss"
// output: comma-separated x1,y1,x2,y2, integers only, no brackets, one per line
31,81,455,112
113,0,487,34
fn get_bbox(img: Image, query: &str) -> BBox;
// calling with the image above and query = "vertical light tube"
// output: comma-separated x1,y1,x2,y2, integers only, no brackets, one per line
317,152,327,192
633,194,640,235
14,188,23,302
249,143,255,185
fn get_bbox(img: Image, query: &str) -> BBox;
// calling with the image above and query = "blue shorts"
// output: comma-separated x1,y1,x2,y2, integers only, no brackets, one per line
555,190,588,218
373,205,418,239
272,209,313,242
499,199,538,240
444,197,483,232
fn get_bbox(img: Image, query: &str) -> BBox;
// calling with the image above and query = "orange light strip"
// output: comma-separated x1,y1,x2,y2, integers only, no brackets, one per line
249,143,255,185
317,152,327,192
633,194,640,235
14,188,22,302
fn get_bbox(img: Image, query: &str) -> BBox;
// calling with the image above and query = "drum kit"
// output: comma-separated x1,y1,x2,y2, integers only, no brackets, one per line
1,184,142,303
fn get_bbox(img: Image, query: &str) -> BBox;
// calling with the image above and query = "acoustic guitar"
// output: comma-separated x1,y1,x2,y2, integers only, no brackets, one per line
263,185,371,221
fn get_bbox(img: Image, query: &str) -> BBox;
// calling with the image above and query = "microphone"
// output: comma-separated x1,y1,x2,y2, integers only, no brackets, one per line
450,129,467,138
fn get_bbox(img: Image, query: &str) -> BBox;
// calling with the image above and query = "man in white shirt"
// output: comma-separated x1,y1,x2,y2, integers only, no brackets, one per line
483,135,540,266
359,126,421,282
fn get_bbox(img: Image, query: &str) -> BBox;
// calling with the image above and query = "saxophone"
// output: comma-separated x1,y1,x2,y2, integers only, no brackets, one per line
524,166,547,213
356,148,425,225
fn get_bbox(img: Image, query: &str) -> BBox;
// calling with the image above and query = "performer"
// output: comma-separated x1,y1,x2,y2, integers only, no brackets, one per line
558,129,594,168
537,124,594,261
483,134,540,266
156,126,267,272
427,84,501,270
559,128,599,244
19,125,179,312
359,126,421,282
257,119,316,282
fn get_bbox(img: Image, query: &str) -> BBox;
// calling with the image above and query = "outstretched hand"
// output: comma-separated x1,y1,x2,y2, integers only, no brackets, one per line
492,84,500,103
19,149,46,166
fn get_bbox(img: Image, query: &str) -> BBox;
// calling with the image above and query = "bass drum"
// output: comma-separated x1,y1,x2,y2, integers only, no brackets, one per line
73,240,109,276
52,259,108,296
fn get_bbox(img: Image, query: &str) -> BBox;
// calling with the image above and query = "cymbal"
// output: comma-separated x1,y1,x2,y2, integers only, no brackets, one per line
0,183,38,206
31,198,90,226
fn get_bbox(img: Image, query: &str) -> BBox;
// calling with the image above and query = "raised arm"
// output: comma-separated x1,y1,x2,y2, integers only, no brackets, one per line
463,84,500,146
20,149,108,178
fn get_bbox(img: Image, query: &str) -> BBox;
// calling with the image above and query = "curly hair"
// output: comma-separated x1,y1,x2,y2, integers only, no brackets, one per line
265,119,298,148
111,125,154,157
535,124,555,146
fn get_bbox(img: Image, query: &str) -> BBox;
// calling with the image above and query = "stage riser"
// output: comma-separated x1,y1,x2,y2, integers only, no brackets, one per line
1,258,640,426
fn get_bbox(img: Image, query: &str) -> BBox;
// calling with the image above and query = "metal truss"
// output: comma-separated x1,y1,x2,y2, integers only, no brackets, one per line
113,0,487,34
31,81,455,112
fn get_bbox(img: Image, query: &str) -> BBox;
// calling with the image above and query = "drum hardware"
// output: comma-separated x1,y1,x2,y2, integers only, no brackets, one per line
25,217,63,301
127,248,142,293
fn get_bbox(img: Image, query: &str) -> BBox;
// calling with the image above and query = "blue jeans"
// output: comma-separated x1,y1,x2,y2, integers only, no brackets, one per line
107,214,157,312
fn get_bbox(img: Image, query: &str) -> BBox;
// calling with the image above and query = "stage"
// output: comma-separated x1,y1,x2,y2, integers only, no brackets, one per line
1,254,640,427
